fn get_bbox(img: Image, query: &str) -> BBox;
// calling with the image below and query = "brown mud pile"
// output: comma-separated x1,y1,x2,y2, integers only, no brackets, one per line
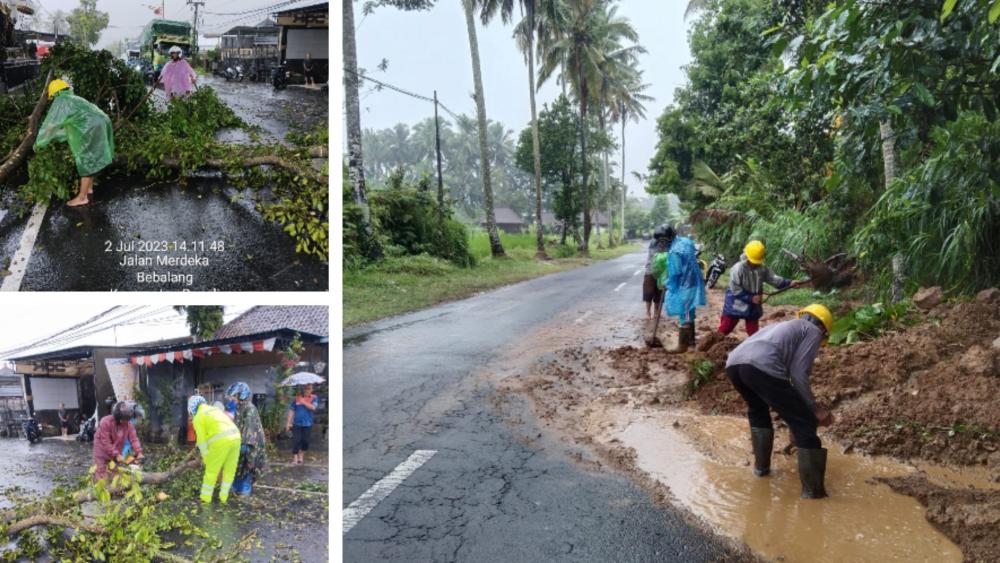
879,474,1000,563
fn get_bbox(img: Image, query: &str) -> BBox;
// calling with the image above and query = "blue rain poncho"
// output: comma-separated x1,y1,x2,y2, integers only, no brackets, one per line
650,236,706,325
34,90,115,177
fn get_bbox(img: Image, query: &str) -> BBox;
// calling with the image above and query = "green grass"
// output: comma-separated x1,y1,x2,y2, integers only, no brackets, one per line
344,234,639,326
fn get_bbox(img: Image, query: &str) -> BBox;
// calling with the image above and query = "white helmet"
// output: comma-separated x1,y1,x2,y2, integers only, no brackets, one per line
168,46,183,56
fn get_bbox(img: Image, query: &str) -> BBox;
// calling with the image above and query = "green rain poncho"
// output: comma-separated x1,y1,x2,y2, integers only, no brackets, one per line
34,90,114,177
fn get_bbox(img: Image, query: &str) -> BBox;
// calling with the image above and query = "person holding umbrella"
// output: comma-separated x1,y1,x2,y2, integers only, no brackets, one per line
281,372,323,465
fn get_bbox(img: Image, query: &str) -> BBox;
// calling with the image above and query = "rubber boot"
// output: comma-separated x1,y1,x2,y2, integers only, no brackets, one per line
667,324,692,354
797,448,828,499
750,427,774,477
685,320,697,348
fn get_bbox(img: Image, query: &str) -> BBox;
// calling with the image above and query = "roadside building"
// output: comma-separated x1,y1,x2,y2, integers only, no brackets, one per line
0,2,39,94
481,207,524,234
273,2,328,83
128,306,329,444
0,365,26,436
6,343,187,432
218,18,279,81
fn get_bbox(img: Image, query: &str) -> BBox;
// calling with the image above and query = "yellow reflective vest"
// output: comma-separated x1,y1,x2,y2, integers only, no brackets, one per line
192,404,240,457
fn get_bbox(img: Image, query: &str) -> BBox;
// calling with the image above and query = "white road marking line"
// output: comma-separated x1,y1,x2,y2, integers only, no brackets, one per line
614,282,627,292
1,202,47,292
575,311,593,324
633,269,641,276
343,449,437,534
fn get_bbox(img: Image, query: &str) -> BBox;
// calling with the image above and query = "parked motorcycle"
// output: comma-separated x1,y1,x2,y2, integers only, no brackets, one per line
21,417,41,444
271,62,290,90
706,253,728,288
77,415,96,443
224,65,244,82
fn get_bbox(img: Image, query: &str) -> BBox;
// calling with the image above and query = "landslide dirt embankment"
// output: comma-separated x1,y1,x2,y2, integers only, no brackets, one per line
499,286,1000,562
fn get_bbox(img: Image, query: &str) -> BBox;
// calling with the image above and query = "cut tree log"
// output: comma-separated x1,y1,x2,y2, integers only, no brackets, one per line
781,249,857,291
0,70,54,186
5,514,104,536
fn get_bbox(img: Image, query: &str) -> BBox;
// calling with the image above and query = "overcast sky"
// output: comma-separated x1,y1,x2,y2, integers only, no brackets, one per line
11,0,322,49
0,305,252,365
353,0,693,197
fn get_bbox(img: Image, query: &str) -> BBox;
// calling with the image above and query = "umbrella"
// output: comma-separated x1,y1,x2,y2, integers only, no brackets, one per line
279,372,325,386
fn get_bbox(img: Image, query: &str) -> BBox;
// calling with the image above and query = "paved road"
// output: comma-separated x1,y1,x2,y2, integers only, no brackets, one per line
343,252,742,562
0,78,328,291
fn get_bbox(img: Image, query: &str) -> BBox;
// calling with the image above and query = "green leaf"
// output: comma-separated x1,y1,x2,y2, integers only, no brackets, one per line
940,0,958,22
912,83,935,106
991,0,1000,23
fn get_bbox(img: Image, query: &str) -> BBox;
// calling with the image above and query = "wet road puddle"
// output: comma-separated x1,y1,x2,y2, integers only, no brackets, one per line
612,410,964,562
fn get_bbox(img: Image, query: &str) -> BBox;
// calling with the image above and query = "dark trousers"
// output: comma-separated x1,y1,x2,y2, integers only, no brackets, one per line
726,364,821,449
292,425,311,454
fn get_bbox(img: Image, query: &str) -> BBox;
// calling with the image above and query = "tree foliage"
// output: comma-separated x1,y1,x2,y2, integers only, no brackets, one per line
650,0,1000,294
174,306,225,341
66,0,109,47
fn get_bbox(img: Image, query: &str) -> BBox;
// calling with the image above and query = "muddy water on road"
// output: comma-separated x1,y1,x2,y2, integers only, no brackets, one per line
612,410,963,563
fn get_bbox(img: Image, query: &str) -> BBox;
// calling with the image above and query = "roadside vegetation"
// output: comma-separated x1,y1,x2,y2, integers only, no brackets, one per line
345,230,636,326
651,0,999,299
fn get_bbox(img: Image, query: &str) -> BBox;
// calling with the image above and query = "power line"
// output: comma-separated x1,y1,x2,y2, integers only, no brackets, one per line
0,306,175,358
344,67,464,121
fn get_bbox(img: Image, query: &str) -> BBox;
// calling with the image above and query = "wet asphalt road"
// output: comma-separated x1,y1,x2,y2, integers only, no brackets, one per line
343,252,742,562
0,78,328,291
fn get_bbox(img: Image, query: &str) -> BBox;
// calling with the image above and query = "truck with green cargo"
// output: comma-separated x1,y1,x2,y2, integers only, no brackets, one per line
139,18,192,81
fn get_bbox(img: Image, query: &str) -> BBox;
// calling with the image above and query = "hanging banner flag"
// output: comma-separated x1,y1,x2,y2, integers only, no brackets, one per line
105,358,138,401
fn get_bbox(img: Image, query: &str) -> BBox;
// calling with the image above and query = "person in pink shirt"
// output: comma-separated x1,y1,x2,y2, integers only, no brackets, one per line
92,401,143,483
159,45,197,99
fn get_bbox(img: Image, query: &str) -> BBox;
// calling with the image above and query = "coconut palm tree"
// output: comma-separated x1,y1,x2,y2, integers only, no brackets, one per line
461,0,506,257
480,0,564,258
538,0,640,252
610,65,652,242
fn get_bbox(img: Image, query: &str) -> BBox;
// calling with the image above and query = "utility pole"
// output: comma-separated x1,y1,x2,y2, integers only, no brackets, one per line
187,0,204,53
433,90,445,210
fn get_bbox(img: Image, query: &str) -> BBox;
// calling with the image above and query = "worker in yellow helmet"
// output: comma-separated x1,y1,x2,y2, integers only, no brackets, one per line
725,304,834,499
34,78,115,207
718,240,801,336
188,395,242,504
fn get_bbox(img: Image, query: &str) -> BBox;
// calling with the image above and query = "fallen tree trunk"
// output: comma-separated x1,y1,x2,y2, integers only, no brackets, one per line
73,454,200,503
0,70,54,186
5,514,104,536
160,154,327,186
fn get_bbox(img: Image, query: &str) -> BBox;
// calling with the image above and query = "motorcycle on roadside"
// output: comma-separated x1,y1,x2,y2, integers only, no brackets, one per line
271,61,290,90
76,414,96,443
705,253,728,288
21,416,41,444
224,64,244,82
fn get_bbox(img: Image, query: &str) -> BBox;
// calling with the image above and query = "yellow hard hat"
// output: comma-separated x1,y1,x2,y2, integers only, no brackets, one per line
48,79,70,100
744,240,765,265
798,304,833,335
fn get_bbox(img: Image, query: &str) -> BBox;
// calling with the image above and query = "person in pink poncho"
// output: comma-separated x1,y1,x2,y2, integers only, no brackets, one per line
92,401,144,483
159,45,197,99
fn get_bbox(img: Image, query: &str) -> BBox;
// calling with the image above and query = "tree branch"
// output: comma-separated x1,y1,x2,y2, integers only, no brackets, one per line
0,70,54,186
5,515,104,536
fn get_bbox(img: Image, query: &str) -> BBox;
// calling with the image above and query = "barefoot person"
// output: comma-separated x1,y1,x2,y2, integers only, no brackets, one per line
159,45,197,99
303,53,316,87
34,79,114,207
725,304,834,498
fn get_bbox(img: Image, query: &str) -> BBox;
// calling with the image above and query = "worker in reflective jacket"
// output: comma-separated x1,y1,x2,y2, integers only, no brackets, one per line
188,395,242,503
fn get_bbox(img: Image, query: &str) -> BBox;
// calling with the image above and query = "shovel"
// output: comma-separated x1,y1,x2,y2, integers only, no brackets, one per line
645,291,665,348
762,278,812,303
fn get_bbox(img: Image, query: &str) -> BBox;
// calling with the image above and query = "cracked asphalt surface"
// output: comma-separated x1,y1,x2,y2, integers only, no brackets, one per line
343,253,744,562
